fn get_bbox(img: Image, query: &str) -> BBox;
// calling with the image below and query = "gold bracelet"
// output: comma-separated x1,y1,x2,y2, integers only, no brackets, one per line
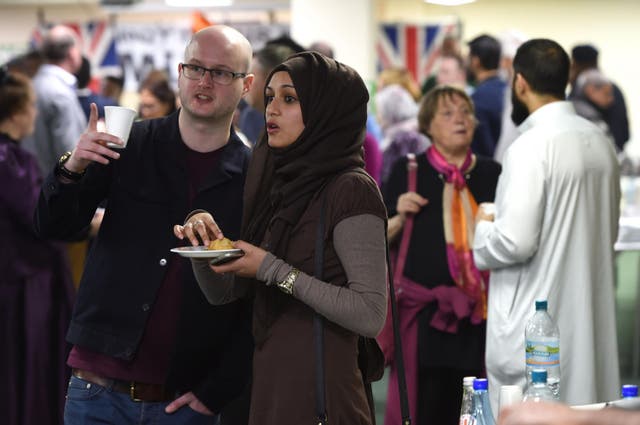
276,268,299,295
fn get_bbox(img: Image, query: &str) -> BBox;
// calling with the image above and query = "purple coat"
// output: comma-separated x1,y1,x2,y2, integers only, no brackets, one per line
363,132,383,186
0,133,75,425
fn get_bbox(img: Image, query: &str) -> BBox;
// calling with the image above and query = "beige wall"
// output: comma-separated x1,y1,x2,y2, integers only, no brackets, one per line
292,0,376,81
378,0,638,152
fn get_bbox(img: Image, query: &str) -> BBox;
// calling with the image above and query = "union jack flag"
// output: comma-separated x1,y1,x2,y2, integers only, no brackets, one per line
376,19,461,87
79,21,120,78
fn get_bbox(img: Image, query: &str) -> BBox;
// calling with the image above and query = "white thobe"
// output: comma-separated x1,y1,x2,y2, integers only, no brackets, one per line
473,101,620,413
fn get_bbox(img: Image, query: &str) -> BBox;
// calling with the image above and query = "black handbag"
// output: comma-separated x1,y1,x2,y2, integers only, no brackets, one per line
358,336,385,384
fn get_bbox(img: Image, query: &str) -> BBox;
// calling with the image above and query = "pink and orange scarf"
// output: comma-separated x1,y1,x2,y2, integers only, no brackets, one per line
426,145,489,322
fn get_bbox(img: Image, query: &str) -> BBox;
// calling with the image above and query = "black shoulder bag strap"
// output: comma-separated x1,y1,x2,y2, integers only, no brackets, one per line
314,189,328,425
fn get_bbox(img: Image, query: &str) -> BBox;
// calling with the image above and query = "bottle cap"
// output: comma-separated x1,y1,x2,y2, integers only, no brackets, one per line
622,384,639,398
463,376,476,386
531,369,548,384
535,300,548,311
473,378,488,391
499,385,523,409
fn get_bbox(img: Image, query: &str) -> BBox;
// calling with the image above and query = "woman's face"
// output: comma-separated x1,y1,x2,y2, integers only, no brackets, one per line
436,57,466,87
428,94,475,156
138,88,172,119
14,89,37,139
264,71,305,148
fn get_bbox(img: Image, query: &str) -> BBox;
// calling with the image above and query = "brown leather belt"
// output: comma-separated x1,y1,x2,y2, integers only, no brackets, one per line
72,368,175,402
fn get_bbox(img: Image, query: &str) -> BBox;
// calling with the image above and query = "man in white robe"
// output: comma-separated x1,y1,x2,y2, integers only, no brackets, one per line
473,38,620,414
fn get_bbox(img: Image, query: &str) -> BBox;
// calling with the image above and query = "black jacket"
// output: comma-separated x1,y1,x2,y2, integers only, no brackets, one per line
34,111,253,414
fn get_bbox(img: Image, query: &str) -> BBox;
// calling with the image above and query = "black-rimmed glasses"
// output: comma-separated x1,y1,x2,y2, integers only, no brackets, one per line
180,63,246,85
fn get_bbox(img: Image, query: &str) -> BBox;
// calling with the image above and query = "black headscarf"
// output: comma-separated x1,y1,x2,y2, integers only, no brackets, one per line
242,51,369,256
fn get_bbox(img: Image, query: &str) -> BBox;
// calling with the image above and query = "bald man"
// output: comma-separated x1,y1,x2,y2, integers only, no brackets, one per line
35,25,255,425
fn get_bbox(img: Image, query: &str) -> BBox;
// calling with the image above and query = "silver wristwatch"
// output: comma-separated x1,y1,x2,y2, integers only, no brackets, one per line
276,268,299,295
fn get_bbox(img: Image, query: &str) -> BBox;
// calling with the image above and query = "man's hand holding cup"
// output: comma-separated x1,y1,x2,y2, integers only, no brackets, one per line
65,103,135,173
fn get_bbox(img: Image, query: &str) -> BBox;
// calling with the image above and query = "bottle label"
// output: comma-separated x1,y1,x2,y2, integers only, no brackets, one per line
459,414,476,425
525,338,559,367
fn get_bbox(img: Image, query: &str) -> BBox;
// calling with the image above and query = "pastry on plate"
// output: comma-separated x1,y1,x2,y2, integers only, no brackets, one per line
208,238,234,250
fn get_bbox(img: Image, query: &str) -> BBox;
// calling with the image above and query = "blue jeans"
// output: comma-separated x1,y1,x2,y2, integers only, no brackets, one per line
64,375,220,425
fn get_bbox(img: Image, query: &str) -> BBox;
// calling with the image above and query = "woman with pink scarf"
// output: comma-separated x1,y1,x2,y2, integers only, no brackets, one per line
380,85,501,425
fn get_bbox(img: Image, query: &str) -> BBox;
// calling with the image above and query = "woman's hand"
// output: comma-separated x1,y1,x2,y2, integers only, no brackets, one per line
396,191,428,219
475,202,496,225
210,240,267,279
387,192,428,241
173,212,224,247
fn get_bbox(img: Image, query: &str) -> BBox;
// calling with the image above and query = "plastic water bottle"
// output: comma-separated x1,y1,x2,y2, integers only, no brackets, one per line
622,384,639,398
522,369,555,402
472,378,495,425
458,376,476,425
525,300,560,399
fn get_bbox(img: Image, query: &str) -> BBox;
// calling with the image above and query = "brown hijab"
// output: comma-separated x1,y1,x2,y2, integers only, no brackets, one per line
240,52,372,344
242,51,369,256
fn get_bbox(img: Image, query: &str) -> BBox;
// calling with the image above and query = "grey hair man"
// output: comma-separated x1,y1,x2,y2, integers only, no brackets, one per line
22,24,86,174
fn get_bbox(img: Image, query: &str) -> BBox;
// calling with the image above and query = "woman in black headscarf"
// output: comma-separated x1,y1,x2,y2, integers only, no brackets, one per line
175,52,388,424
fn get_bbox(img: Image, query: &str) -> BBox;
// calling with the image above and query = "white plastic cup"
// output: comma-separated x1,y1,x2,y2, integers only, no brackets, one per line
104,106,136,148
499,385,523,411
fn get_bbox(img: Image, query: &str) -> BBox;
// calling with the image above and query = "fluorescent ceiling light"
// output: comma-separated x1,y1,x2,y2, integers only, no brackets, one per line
425,0,476,5
165,0,233,6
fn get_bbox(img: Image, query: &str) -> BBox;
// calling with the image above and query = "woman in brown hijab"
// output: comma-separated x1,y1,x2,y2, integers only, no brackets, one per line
175,52,388,424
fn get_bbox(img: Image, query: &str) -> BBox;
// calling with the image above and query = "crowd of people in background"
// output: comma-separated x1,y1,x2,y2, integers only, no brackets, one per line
0,20,634,425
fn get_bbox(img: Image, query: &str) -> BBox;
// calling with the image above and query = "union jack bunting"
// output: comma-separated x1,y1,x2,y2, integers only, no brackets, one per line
376,19,461,86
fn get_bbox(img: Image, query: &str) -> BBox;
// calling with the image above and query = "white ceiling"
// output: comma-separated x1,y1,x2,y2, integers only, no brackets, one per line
0,0,289,8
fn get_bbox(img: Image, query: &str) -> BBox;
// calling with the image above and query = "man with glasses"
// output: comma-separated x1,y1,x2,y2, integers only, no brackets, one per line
34,25,254,425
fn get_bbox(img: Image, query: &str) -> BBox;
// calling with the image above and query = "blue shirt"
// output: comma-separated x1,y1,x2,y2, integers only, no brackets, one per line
471,75,507,158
